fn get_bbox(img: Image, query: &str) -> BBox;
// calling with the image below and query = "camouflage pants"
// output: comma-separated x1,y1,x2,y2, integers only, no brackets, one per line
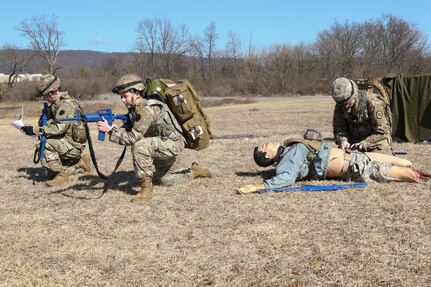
346,151,396,183
132,137,185,185
41,138,83,174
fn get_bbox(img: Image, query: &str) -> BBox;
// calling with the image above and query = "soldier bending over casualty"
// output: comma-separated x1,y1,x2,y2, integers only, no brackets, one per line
331,77,393,154
97,74,212,202
236,138,430,194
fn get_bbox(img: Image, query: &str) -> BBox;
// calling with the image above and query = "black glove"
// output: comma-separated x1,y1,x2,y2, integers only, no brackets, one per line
21,126,36,136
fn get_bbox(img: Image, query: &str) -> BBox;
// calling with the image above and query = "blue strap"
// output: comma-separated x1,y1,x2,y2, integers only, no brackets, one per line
258,183,367,193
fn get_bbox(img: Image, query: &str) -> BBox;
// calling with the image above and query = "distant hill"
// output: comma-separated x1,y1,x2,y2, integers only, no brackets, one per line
57,50,130,69
0,49,132,74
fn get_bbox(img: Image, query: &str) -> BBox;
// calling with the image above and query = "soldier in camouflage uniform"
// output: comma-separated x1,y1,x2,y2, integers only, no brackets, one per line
21,74,91,186
331,77,393,154
97,74,212,203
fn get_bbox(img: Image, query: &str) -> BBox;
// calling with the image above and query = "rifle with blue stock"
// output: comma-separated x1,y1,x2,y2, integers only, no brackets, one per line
59,108,130,141
59,108,131,179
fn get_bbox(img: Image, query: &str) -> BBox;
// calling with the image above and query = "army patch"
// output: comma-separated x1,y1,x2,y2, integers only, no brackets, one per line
59,109,65,116
376,111,383,119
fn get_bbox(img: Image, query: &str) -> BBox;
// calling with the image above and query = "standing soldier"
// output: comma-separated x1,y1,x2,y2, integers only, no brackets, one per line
97,74,212,203
331,77,393,154
21,74,91,186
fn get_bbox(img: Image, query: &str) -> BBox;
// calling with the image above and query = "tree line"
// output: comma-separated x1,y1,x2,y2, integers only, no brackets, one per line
1,14,430,101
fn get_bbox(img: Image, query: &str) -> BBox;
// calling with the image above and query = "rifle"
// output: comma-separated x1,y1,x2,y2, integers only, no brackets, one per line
59,108,130,140
258,183,367,193
59,108,130,180
33,102,49,164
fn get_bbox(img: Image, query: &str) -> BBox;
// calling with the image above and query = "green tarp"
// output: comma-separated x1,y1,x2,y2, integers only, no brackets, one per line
383,74,431,142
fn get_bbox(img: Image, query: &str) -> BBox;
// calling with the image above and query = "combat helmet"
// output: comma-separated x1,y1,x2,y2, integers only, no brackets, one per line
112,74,146,94
36,74,60,97
331,77,358,106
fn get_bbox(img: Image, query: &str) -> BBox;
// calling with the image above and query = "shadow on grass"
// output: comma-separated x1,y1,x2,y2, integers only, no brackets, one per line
17,167,138,200
17,167,46,183
51,171,139,199
235,170,275,180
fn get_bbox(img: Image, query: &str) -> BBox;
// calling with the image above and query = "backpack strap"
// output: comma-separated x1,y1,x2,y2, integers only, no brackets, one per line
145,98,183,136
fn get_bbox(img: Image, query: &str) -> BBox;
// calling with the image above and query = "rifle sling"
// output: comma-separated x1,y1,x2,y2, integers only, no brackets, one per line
84,121,127,180
33,147,40,164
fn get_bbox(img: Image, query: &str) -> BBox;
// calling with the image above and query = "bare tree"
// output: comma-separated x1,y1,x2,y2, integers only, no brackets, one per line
190,22,218,96
17,15,63,74
283,43,318,94
236,42,267,96
157,19,190,77
361,15,428,75
135,18,190,78
136,19,157,77
221,31,242,81
314,21,362,78
0,44,34,88
225,31,242,60
265,45,293,94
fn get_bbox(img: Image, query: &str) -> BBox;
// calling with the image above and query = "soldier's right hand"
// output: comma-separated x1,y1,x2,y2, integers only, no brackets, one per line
21,126,36,136
97,117,114,133
340,140,350,150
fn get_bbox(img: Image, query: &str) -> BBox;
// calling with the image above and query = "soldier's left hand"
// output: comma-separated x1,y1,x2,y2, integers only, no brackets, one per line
21,125,36,136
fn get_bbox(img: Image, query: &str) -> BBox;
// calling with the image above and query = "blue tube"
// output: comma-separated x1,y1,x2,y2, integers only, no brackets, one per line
258,183,367,193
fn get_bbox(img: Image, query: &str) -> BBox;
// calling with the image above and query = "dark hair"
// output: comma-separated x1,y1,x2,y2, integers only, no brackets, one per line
253,147,274,167
253,146,284,167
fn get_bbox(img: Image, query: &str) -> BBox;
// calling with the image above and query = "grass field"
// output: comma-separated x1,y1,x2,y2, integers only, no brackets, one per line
0,97,430,286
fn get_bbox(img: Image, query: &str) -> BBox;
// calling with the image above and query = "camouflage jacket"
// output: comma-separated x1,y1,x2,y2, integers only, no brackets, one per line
109,97,183,146
332,90,393,153
41,92,86,149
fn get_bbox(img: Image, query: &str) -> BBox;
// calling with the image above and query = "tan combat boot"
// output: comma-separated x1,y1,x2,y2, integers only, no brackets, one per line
75,154,92,173
46,170,70,187
131,176,156,203
190,162,213,178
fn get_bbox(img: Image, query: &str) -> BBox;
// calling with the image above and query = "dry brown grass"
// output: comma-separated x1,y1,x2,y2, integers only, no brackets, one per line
1,97,430,286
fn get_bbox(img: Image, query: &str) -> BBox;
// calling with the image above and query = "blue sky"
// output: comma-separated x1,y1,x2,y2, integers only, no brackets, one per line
1,0,431,53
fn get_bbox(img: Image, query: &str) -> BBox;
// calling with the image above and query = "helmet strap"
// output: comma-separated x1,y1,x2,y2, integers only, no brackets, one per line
112,80,144,94
336,80,356,106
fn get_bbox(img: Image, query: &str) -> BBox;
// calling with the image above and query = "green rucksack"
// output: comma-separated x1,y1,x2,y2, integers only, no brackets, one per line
354,77,393,127
145,78,213,150
354,78,391,104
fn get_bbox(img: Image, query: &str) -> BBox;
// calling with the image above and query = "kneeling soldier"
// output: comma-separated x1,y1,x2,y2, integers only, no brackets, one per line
21,74,91,186
331,77,393,154
97,74,212,202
